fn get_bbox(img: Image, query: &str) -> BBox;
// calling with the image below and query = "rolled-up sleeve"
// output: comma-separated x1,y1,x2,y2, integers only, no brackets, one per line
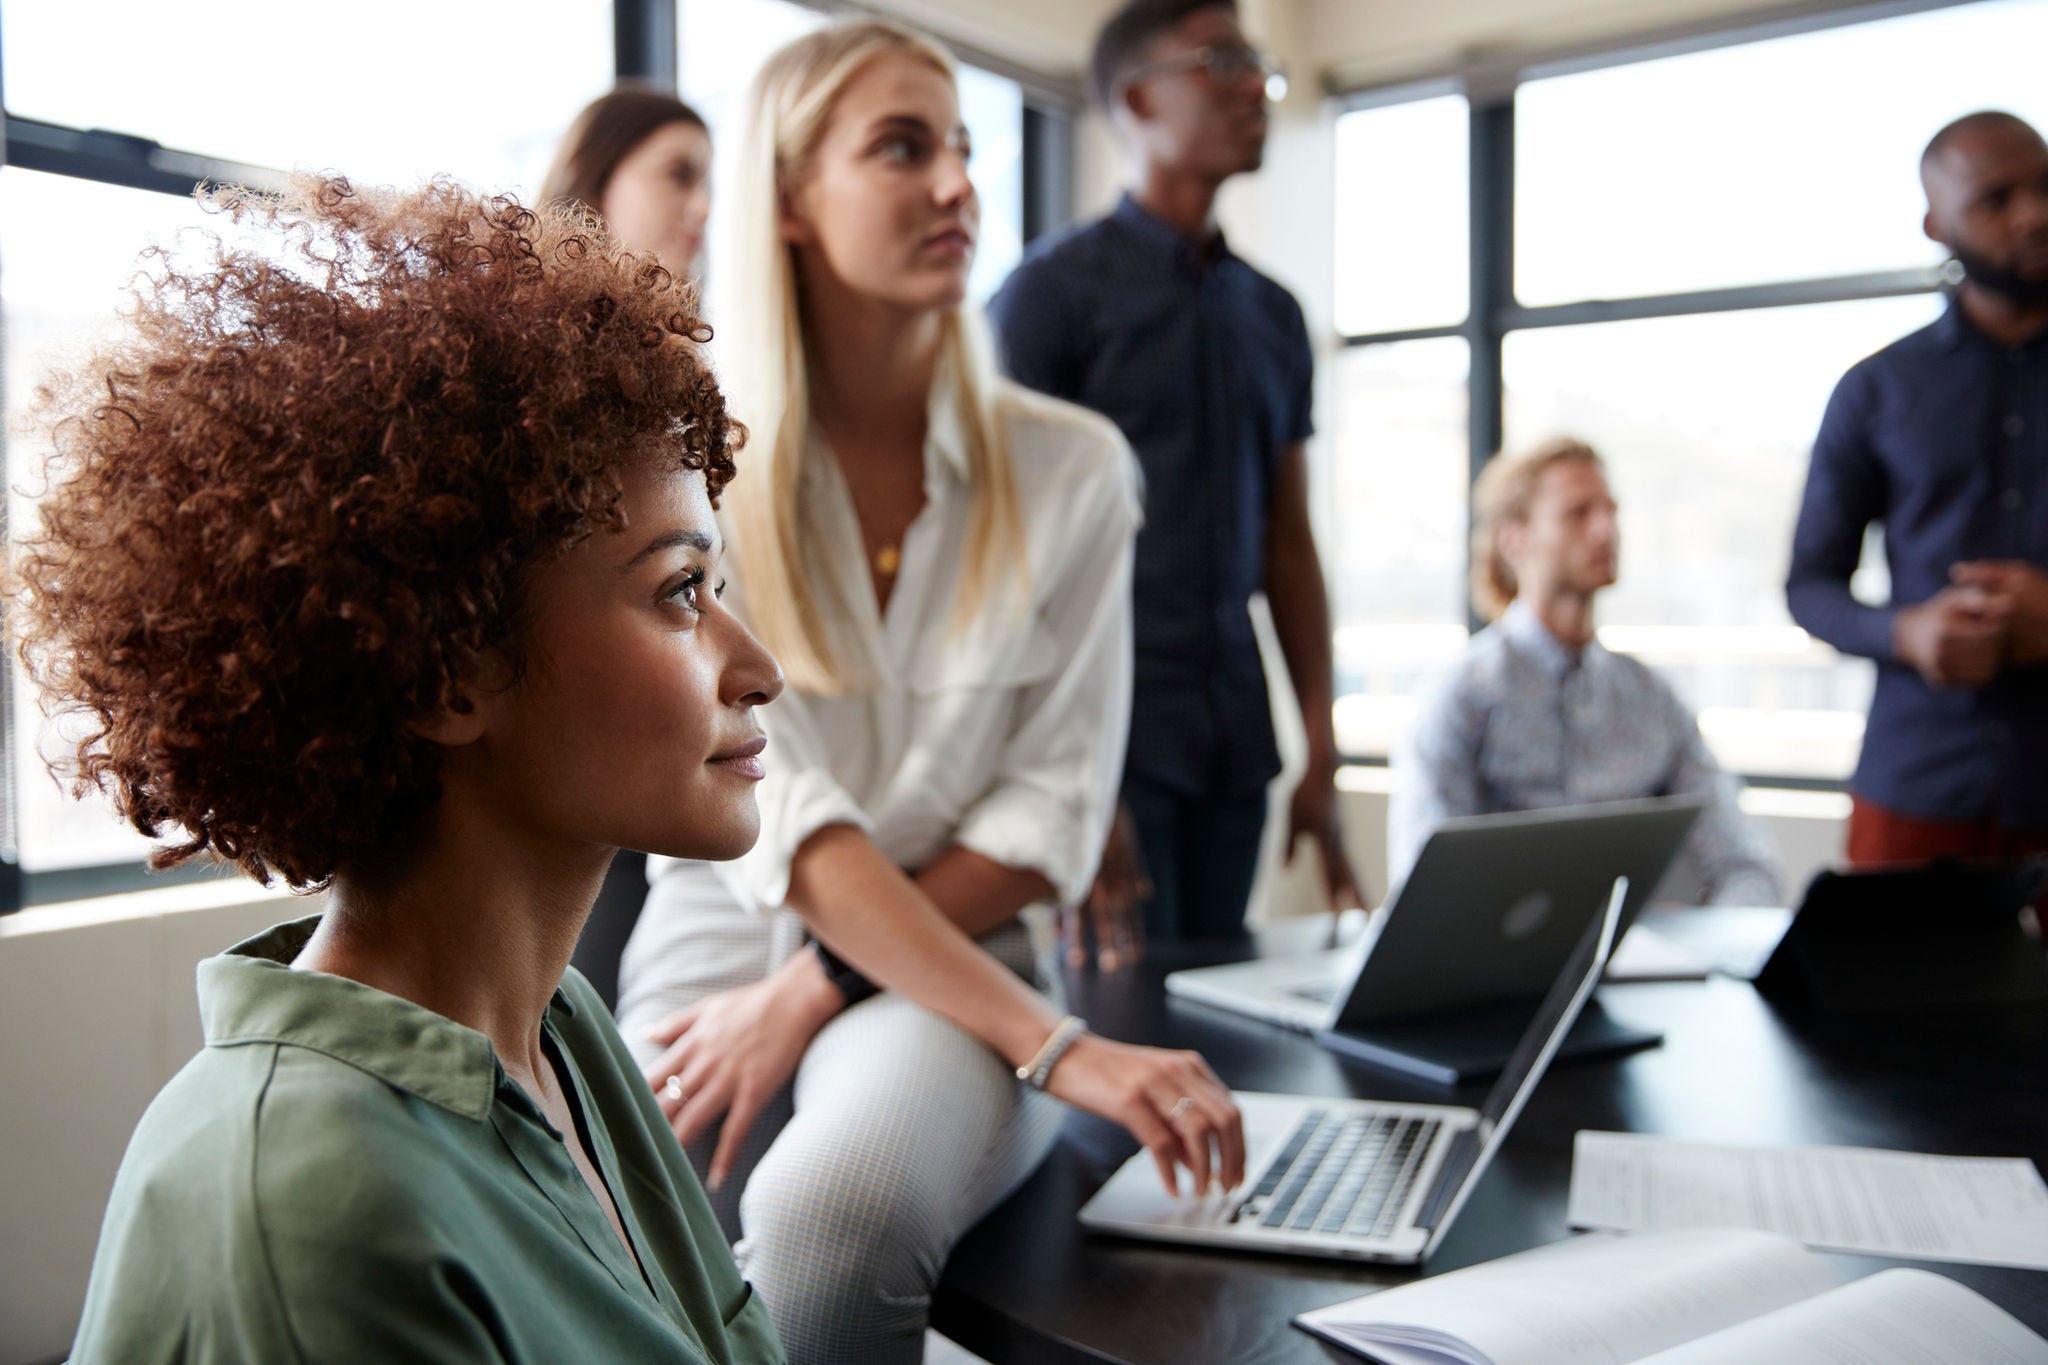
1787,365,1895,661
952,443,1142,905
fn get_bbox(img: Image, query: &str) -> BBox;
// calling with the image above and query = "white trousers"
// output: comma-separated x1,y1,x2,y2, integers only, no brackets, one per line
616,862,1065,1365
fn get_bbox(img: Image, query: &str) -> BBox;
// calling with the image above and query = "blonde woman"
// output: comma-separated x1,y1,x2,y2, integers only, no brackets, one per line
614,21,1245,1362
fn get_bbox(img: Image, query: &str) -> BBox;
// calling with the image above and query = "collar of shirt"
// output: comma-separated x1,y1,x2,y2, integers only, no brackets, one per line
196,913,576,1124
1931,293,1973,354
1110,192,1234,276
1497,599,1602,682
799,368,975,677
1931,290,2048,356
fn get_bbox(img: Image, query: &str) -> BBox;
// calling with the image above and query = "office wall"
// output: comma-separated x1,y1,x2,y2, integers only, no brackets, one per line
0,884,299,1365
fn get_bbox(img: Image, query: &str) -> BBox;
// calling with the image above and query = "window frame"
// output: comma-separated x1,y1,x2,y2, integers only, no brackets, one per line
0,0,1072,911
1329,0,1990,788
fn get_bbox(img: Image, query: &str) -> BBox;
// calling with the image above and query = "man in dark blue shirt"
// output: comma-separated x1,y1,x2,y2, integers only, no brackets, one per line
990,0,1362,947
1788,110,2048,865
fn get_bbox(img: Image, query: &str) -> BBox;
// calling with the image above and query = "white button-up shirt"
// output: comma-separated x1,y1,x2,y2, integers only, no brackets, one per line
660,379,1142,913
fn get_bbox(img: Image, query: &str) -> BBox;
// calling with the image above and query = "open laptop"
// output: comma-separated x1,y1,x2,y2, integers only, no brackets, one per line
1164,796,1705,1081
1078,878,1626,1264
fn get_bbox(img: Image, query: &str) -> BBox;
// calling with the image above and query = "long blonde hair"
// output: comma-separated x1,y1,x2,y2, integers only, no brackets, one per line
713,20,1025,695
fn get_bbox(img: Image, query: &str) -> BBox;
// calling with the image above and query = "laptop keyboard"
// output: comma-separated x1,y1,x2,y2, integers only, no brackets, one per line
1237,1109,1441,1238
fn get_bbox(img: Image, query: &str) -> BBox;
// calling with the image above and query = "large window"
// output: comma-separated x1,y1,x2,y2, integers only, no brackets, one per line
1515,0,2047,305
3,174,218,872
1331,0,2048,783
1,5,618,878
1,0,614,199
2,0,1051,899
1327,339,1471,759
1332,93,1468,336
1501,295,1944,778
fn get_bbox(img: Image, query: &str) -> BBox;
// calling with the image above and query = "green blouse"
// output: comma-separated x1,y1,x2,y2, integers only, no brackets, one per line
70,915,784,1365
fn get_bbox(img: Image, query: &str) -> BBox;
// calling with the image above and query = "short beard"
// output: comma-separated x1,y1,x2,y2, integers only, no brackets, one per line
1951,242,2048,307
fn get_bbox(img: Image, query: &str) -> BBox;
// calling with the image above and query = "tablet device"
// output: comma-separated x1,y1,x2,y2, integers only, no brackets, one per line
1754,858,2048,1013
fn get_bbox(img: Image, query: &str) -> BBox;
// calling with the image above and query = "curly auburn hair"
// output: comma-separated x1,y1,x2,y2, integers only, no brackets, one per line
7,174,738,889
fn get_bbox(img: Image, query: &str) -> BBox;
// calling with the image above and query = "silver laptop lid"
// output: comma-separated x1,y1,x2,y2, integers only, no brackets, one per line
1417,875,1628,1258
1338,795,1704,1026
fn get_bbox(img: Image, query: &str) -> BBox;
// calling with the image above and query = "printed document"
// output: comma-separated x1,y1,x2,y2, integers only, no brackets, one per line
1569,1130,2048,1269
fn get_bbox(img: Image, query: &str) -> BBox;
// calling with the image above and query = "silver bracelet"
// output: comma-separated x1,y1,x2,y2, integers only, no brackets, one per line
1015,1014,1087,1090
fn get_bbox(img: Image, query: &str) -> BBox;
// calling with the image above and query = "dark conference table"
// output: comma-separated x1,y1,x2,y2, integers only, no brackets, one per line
931,910,2048,1364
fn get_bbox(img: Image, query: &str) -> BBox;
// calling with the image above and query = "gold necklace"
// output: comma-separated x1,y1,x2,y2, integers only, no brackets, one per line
874,541,901,577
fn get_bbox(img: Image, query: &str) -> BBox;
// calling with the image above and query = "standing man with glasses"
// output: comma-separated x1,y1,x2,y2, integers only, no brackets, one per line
990,0,1364,956
1788,110,2048,871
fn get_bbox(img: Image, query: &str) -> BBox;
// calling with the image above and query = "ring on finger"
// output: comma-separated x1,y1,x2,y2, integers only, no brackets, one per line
664,1074,686,1103
1167,1095,1195,1121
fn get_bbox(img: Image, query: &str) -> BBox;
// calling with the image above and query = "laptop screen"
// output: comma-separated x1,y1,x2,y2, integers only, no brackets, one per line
1418,876,1626,1253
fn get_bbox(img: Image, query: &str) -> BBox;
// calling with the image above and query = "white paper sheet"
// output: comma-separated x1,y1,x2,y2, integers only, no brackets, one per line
1569,1131,2048,1269
1635,1268,2048,1365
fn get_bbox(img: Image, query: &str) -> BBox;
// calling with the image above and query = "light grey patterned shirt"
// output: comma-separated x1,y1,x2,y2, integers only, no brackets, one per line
1390,602,1784,906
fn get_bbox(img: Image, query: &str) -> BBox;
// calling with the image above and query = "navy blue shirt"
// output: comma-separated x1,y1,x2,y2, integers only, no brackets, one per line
1787,296,2048,826
988,195,1314,798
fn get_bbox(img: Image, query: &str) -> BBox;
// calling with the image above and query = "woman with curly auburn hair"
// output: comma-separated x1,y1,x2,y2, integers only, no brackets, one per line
612,22,1245,1362
12,174,787,1364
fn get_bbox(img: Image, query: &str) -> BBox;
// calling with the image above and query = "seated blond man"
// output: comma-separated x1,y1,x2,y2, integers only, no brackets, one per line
1390,437,1782,906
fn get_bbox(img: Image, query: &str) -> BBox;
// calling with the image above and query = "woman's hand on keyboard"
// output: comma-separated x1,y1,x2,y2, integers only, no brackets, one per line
1048,1037,1245,1197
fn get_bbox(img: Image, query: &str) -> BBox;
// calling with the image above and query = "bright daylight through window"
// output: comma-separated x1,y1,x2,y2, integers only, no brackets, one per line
1331,0,2048,782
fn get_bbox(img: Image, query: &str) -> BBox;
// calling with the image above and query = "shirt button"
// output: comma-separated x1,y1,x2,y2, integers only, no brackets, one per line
2007,414,2026,438
2004,488,2025,512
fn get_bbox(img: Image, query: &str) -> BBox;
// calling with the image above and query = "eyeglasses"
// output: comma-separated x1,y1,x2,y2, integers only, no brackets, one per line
1120,44,1289,104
